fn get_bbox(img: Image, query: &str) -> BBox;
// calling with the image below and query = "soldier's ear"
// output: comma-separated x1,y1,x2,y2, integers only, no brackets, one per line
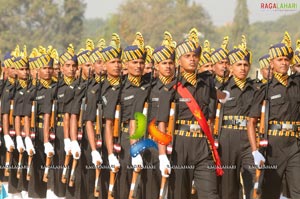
103,62,107,71
229,65,233,74
269,59,274,69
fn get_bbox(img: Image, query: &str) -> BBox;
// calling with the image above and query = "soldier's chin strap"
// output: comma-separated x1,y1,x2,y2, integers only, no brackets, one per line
175,82,224,176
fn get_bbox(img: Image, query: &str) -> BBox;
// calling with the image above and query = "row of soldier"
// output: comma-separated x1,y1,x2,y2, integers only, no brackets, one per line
0,28,299,199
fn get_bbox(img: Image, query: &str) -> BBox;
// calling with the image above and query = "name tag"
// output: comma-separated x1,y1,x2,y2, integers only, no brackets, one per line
19,91,24,95
36,95,45,100
102,96,107,105
124,95,134,101
58,94,64,98
270,94,281,100
179,98,191,102
151,98,159,102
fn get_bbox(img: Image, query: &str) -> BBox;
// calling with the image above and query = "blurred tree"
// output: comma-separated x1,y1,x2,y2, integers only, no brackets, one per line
0,0,85,56
232,0,249,45
101,0,214,48
58,0,85,52
0,0,60,53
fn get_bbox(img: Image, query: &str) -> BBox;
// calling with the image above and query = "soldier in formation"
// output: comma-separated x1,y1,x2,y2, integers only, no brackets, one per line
0,29,299,199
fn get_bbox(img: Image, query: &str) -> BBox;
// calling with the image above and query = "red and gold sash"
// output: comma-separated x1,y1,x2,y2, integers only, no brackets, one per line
175,82,224,176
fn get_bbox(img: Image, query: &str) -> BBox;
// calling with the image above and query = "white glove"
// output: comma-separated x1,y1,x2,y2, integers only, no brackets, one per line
64,138,71,154
91,150,103,166
159,154,171,177
108,154,120,173
131,154,143,171
16,136,25,153
71,140,81,159
25,137,36,155
4,134,15,151
44,142,54,157
219,90,230,104
252,150,265,167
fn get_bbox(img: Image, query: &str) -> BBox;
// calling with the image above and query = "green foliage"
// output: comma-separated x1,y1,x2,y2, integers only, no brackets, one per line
0,0,84,56
89,0,213,48
58,0,86,51
232,0,249,44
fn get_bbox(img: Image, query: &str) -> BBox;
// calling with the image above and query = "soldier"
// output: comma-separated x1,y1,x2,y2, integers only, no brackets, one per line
217,36,256,199
8,46,30,199
65,39,96,198
49,48,60,83
26,48,56,198
1,49,17,194
108,32,149,199
291,40,300,74
247,32,300,199
259,54,272,84
198,40,213,74
131,31,176,199
157,28,229,199
82,34,123,199
209,37,230,135
83,37,108,199
211,37,230,89
143,45,154,75
45,44,78,198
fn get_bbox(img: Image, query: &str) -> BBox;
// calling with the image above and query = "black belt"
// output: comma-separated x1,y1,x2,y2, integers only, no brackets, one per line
121,122,129,133
222,119,247,127
269,124,300,131
176,124,201,132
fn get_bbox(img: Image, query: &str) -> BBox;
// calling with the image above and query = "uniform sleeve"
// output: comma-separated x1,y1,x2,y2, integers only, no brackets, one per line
13,90,23,116
1,84,12,114
130,89,148,120
248,87,266,118
156,88,173,123
22,87,35,116
103,88,119,120
208,98,216,119
83,85,98,122
40,88,53,114
70,81,88,115
209,76,217,100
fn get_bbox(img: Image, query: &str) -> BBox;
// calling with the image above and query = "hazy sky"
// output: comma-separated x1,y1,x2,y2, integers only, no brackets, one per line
85,0,299,26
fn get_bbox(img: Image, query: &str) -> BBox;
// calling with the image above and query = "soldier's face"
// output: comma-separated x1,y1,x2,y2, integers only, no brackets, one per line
157,59,175,78
8,66,16,78
53,64,60,78
126,59,145,77
30,68,37,79
62,60,77,78
178,52,197,73
39,66,53,80
230,60,250,79
80,62,93,78
198,62,213,73
260,67,272,80
93,60,105,76
17,67,29,80
143,63,153,75
270,56,290,75
213,59,229,77
104,58,122,78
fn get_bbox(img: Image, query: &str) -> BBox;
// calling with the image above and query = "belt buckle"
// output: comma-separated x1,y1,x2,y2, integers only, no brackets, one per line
190,124,200,133
235,119,247,127
282,123,293,130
